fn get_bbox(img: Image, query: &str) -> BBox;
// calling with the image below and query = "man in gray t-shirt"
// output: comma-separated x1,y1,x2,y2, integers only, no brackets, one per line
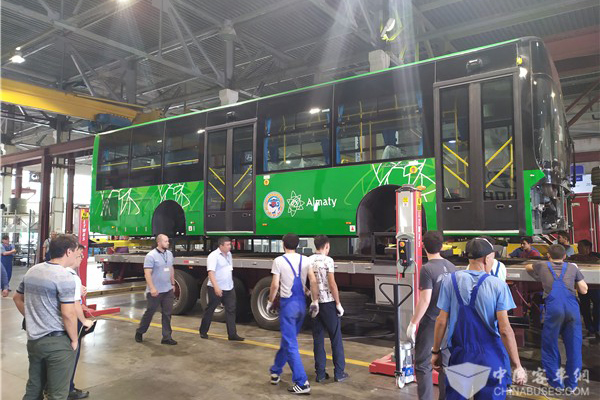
13,234,79,400
407,231,456,400
135,234,177,345
527,260,584,298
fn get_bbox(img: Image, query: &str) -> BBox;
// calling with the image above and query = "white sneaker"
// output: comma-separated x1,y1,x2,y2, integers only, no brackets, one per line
287,381,311,395
270,373,281,385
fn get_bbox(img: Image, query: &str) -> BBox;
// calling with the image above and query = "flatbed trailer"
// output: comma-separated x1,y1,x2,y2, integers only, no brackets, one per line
95,252,600,331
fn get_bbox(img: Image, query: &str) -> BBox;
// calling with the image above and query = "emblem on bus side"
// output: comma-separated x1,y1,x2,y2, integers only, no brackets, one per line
264,191,285,219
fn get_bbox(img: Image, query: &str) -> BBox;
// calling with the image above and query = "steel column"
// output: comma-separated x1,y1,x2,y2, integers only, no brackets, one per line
15,166,23,199
65,157,75,233
37,151,51,263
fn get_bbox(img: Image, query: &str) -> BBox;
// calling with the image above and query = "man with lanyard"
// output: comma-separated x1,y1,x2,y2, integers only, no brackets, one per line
1,235,16,286
407,230,456,399
135,234,177,345
13,234,79,400
199,236,244,341
432,237,526,399
267,233,319,395
525,244,588,390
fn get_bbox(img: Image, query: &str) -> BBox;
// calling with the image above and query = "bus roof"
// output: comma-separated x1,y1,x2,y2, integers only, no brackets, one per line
99,37,524,136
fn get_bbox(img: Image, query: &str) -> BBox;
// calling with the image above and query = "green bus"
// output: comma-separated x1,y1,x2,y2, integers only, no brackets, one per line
90,37,572,249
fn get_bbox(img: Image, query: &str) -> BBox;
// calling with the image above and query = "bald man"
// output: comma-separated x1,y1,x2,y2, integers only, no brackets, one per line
135,234,177,345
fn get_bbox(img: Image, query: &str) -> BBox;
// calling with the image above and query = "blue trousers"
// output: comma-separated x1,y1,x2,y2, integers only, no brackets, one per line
312,301,345,380
270,298,308,385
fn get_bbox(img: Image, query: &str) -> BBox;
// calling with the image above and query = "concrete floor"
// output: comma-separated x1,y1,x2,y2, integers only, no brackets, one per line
2,263,599,399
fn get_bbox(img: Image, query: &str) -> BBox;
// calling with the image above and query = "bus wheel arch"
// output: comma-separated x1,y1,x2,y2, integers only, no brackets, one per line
152,200,186,237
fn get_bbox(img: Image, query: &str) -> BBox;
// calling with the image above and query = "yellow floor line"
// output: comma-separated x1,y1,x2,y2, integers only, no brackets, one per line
103,314,371,367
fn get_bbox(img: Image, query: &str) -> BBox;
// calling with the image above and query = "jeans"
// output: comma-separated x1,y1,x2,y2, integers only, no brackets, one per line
312,301,345,379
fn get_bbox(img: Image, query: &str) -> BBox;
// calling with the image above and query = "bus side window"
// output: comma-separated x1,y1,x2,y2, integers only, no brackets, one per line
259,88,332,172
163,115,204,184
97,130,131,190
334,69,425,165
129,123,165,188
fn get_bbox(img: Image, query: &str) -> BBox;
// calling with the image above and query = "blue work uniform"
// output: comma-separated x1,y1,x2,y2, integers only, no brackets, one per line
446,273,511,400
270,255,308,385
541,262,582,390
1,243,14,284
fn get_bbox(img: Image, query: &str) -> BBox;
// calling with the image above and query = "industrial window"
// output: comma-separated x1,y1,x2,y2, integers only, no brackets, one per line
96,130,131,190
334,69,425,165
129,123,165,188
482,78,516,201
441,85,470,202
259,88,332,172
163,116,204,184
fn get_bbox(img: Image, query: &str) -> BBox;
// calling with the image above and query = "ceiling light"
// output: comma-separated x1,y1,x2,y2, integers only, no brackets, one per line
10,49,25,64
197,129,206,134
309,108,321,114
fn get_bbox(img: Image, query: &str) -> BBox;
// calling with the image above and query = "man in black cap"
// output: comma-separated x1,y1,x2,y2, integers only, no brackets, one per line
432,237,526,399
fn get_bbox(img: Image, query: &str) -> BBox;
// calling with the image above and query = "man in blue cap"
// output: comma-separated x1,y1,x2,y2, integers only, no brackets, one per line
432,237,526,399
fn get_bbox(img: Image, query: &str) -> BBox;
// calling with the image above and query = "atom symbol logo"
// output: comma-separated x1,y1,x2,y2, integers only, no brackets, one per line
287,190,305,217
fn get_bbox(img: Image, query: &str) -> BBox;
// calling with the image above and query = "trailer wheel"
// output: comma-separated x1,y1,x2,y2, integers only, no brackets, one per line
591,166,600,186
199,277,250,322
200,277,226,322
172,269,199,315
251,276,280,331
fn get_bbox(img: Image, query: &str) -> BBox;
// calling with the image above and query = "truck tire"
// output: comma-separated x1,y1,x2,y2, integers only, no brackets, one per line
592,166,600,186
200,277,226,322
172,269,199,315
200,277,250,322
592,186,600,205
251,276,280,331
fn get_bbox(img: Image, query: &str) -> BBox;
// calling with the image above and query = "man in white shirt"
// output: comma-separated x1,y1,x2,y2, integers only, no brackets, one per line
267,233,319,395
199,237,243,341
308,235,348,383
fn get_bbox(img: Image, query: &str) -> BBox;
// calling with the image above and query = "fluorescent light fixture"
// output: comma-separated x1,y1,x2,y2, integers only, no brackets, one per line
157,140,163,143
197,129,206,134
285,160,291,164
309,108,321,114
10,49,25,64
448,140,456,144
322,108,330,113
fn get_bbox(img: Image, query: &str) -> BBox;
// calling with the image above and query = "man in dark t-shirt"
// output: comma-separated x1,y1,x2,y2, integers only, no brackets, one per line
407,231,456,400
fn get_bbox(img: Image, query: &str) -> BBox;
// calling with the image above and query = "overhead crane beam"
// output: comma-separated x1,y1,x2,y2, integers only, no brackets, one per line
0,78,159,123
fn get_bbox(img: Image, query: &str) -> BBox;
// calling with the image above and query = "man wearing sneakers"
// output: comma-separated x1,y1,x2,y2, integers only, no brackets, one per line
135,234,177,345
267,233,319,395
407,231,455,399
308,235,349,384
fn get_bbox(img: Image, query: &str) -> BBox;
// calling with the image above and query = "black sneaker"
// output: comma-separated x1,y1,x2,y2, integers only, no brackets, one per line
161,338,177,345
199,332,208,339
287,381,311,395
135,332,143,343
68,388,90,399
334,372,349,382
316,372,330,383
228,335,245,341
270,373,281,385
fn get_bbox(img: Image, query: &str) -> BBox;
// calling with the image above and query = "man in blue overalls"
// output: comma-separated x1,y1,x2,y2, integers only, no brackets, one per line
267,233,319,395
432,237,527,399
526,244,588,390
